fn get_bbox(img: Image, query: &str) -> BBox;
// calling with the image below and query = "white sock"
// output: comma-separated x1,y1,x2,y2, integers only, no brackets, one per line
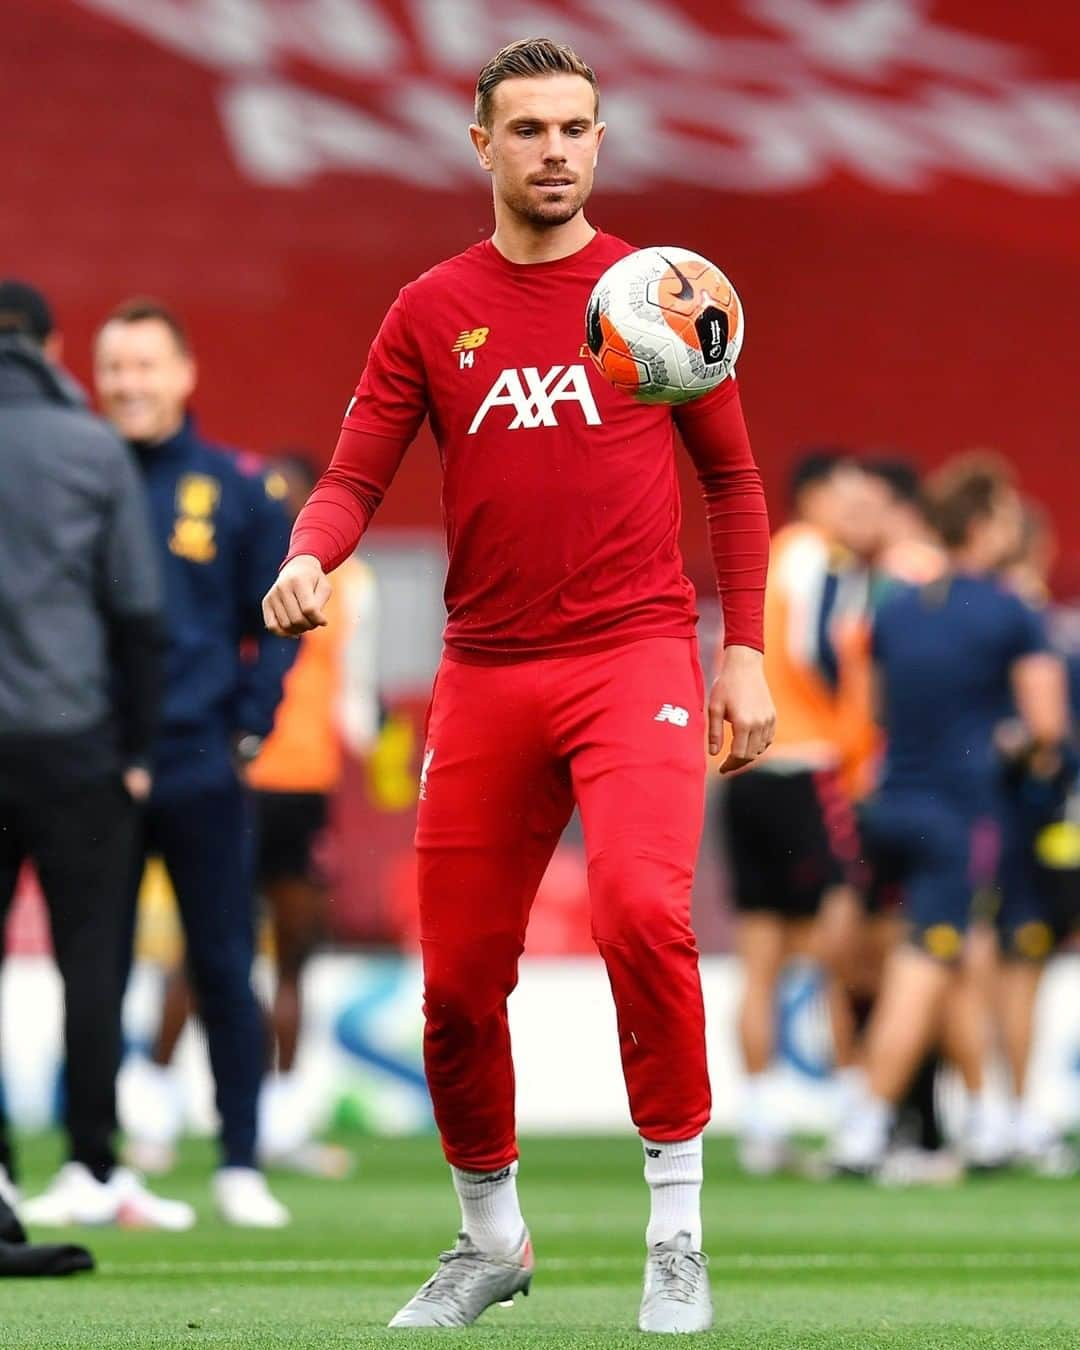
740,1070,785,1142
968,1090,1010,1138
258,1072,310,1158
450,1161,525,1256
1014,1099,1055,1153
833,1084,893,1169
130,1058,183,1145
854,1095,894,1159
833,1066,865,1113
642,1134,703,1250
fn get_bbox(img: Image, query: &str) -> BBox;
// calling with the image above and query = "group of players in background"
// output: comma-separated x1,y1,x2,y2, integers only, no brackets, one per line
724,447,1079,1184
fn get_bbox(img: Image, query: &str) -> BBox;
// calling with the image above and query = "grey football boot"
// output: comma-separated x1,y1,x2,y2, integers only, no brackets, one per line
638,1231,713,1334
388,1230,533,1328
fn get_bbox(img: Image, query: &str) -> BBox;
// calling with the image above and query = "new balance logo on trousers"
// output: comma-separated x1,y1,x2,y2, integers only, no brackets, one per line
654,705,690,727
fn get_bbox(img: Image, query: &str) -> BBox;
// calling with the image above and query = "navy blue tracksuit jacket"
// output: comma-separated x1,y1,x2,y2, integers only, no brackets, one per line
134,417,296,797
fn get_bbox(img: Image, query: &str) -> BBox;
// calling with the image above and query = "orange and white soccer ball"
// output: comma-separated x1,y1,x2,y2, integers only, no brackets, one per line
584,247,743,405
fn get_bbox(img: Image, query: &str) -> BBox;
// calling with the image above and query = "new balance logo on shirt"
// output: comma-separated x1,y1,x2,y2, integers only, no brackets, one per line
654,705,690,727
468,365,602,434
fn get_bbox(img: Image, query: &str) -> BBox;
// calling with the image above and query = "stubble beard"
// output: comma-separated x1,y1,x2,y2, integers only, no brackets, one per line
502,179,590,230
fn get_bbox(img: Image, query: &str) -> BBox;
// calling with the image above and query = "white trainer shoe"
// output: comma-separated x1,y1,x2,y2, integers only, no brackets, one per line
638,1231,713,1334
828,1095,894,1178
257,1073,355,1177
964,1100,1015,1172
1025,1141,1079,1179
213,1168,290,1228
877,1147,965,1189
108,1168,196,1231
21,1164,118,1227
21,1162,195,1230
1012,1107,1077,1176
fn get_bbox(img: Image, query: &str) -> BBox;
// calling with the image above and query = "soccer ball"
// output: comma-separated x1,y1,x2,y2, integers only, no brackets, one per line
584,247,743,405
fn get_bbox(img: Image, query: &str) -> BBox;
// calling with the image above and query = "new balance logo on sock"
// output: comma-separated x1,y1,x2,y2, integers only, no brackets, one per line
474,1167,514,1186
654,705,690,727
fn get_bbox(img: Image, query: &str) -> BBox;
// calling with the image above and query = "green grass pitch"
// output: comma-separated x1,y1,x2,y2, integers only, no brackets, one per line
1,1133,1078,1347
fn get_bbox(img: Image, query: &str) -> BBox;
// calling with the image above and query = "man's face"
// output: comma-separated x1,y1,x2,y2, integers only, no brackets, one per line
94,318,195,443
799,465,883,558
827,466,887,560
470,74,605,229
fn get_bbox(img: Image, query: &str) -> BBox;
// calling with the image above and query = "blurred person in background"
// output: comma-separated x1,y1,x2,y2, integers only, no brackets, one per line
841,456,948,1157
830,455,1069,1177
861,457,945,593
263,36,775,1335
872,492,1073,1175
0,280,191,1231
94,300,296,1228
123,453,379,1179
719,450,875,1175
853,473,1062,1175
983,500,1076,1173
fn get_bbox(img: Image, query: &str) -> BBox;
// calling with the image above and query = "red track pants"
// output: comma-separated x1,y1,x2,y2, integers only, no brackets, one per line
415,636,711,1171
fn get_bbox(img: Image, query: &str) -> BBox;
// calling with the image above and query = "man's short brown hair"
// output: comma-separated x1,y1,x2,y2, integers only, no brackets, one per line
925,451,1014,549
99,297,190,354
474,37,599,129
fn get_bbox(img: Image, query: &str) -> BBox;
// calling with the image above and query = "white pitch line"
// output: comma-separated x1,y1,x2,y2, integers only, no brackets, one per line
98,1252,1080,1278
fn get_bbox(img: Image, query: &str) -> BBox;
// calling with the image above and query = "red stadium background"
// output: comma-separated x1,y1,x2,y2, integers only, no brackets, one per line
4,0,1079,946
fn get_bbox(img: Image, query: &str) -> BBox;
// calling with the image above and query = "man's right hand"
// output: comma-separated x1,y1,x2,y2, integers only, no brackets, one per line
262,555,332,637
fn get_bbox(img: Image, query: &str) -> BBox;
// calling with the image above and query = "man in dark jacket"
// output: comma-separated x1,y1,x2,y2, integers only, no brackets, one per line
94,298,296,1227
0,280,192,1231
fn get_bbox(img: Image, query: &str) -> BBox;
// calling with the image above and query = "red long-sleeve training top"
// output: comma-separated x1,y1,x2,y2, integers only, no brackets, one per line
287,230,769,662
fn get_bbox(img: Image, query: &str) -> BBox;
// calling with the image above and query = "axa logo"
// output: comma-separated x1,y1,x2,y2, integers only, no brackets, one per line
468,364,602,434
654,704,690,727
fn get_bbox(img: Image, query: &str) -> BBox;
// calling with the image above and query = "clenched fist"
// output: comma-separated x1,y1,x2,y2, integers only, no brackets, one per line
263,554,333,637
709,644,776,774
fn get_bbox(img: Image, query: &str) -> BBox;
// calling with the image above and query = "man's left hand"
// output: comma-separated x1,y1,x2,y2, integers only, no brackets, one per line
708,645,776,774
